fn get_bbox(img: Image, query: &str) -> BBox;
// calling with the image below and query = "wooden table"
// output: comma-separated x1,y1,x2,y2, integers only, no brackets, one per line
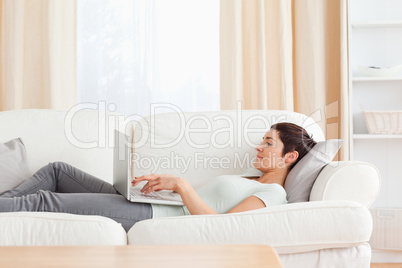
0,244,283,268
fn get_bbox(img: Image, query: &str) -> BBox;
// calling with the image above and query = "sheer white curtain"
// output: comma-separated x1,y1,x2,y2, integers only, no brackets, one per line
77,0,220,117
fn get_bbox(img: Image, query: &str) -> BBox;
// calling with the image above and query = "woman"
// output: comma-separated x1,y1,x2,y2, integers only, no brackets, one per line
0,123,316,232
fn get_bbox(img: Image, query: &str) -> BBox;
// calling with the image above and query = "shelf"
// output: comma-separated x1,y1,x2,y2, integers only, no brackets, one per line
352,77,402,82
352,21,402,28
354,134,402,139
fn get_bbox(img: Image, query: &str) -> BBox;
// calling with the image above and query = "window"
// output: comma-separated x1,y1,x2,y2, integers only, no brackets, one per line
77,0,220,117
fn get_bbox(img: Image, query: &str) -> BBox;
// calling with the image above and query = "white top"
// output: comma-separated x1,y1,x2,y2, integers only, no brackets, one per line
151,175,288,218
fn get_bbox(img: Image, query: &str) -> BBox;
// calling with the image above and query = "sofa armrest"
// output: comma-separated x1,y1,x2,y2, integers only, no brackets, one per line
310,161,381,207
128,200,372,254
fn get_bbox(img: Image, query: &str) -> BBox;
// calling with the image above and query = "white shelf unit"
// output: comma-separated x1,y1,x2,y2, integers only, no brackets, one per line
349,1,402,261
348,0,402,210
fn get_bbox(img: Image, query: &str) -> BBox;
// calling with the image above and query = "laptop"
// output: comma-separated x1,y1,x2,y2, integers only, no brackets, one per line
113,130,184,206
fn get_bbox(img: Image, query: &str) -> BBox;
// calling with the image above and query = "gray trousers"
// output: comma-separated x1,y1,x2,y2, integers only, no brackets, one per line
0,162,152,232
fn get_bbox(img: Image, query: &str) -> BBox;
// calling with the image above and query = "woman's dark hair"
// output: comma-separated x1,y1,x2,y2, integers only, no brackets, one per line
270,122,317,170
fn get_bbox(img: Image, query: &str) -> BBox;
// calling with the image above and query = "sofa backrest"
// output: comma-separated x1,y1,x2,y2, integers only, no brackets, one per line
132,110,325,189
0,109,325,188
0,109,131,184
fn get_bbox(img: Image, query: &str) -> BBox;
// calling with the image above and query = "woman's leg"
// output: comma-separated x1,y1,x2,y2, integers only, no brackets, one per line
0,162,151,231
0,190,152,232
0,162,118,197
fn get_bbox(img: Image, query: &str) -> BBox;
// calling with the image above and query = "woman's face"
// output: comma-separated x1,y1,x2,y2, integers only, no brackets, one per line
253,129,286,172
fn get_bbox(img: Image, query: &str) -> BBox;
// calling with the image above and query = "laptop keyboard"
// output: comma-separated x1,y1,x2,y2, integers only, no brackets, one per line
129,187,184,203
130,188,159,199
130,187,166,200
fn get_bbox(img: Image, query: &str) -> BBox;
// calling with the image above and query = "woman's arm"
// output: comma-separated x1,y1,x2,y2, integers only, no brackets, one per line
179,184,267,215
176,178,218,215
132,174,266,215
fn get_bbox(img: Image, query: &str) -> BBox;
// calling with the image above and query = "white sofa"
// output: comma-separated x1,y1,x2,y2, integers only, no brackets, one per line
0,109,380,268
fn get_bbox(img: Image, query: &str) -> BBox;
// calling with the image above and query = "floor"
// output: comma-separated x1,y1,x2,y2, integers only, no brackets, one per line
371,264,402,268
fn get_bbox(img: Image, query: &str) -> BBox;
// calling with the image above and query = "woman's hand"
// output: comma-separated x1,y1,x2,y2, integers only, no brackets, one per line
131,174,185,194
133,174,218,216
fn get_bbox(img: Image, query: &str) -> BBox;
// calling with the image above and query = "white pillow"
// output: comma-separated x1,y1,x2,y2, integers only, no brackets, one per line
0,138,30,193
284,139,343,203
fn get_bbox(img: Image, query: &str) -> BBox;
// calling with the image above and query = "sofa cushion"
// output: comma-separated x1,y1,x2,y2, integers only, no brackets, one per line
0,138,30,193
128,200,372,255
0,212,127,246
